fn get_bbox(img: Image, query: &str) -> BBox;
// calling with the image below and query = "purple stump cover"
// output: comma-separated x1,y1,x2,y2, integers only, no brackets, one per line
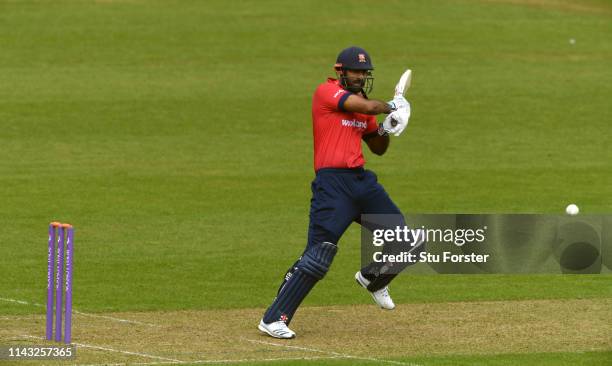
64,227,74,344
46,223,57,340
55,227,65,342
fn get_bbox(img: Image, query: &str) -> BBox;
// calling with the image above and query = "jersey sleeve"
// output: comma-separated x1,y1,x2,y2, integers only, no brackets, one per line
316,83,353,112
364,115,379,135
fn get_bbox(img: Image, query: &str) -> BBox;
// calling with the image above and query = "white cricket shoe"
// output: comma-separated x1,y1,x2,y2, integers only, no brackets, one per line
355,271,396,310
258,319,296,339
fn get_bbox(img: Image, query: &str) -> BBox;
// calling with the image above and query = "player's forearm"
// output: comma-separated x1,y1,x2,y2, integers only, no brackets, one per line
358,100,392,115
343,94,393,115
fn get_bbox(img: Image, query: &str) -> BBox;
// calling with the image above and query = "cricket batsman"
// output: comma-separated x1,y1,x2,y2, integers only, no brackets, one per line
258,46,412,339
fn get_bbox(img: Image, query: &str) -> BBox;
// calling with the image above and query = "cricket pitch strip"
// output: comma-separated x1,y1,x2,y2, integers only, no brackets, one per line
1,298,610,365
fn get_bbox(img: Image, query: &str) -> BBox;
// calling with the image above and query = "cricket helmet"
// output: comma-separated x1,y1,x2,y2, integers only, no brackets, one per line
334,46,374,95
334,46,374,71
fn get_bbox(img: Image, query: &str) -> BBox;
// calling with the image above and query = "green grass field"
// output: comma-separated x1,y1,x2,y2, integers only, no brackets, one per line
1,0,611,365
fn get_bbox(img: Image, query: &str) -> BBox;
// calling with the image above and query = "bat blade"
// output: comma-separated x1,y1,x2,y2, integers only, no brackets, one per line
394,69,412,97
391,69,412,128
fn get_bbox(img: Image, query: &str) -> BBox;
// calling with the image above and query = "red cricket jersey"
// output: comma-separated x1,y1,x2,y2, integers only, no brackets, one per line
311,78,378,171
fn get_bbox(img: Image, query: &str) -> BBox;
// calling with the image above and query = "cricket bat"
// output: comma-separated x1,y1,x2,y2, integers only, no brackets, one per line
395,69,412,97
391,69,412,126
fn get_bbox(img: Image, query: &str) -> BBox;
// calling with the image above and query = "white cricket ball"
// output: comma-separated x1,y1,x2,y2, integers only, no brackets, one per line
565,204,579,216
569,38,576,45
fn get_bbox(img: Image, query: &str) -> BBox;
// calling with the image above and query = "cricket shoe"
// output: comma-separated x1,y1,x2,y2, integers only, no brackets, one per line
355,271,396,310
258,319,296,339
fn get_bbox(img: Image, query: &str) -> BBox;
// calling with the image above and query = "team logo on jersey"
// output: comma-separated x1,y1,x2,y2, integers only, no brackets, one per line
341,119,368,129
333,89,345,98
358,53,367,63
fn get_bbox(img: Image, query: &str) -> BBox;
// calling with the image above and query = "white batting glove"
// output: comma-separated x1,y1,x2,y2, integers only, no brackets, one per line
387,95,409,111
388,101,411,136
378,114,396,136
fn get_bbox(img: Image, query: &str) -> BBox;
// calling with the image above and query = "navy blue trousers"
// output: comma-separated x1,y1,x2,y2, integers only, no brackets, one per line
307,167,403,248
262,167,406,325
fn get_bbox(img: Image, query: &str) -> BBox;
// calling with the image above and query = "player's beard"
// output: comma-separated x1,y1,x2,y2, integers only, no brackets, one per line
344,77,365,93
341,74,373,96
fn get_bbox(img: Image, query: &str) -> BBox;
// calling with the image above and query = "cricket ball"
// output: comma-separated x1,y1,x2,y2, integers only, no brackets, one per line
565,204,579,216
